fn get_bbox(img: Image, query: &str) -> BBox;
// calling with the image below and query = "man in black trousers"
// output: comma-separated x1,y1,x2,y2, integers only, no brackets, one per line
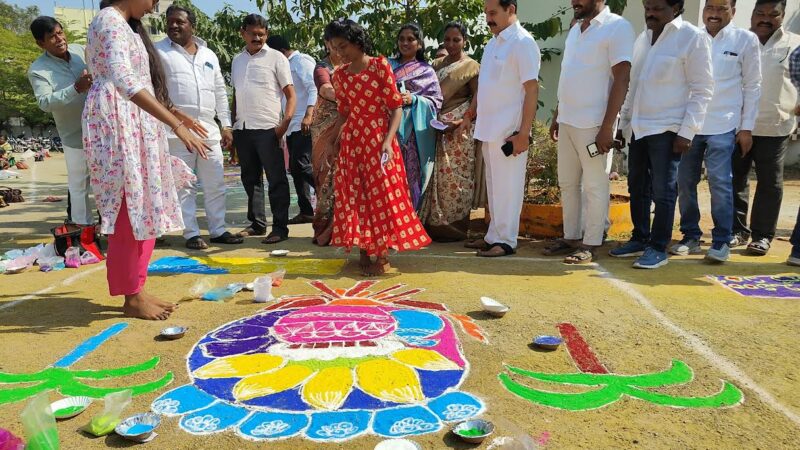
231,14,297,244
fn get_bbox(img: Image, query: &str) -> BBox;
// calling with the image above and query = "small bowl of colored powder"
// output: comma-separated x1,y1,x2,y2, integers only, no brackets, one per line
451,419,494,444
533,335,563,351
115,413,161,442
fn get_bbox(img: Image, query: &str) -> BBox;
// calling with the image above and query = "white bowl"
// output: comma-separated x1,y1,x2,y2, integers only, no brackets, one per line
270,249,289,257
480,296,508,313
374,438,423,450
50,396,92,420
115,413,161,442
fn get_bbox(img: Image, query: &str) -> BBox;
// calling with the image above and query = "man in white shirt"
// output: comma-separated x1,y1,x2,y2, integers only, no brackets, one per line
156,5,243,250
548,0,635,264
460,0,541,258
231,14,297,244
614,0,713,269
266,35,318,225
672,0,761,263
731,0,800,256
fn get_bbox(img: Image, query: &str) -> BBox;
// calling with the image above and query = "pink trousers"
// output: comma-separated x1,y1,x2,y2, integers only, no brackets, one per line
106,197,155,296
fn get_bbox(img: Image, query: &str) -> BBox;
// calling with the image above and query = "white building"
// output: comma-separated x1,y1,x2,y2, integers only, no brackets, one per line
520,0,800,165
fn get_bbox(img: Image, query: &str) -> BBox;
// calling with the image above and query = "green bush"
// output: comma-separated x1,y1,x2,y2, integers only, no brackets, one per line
524,120,560,205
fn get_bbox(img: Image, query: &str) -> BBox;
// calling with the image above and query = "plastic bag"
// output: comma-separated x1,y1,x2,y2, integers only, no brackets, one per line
64,247,81,269
79,251,100,265
201,286,237,301
487,418,539,450
267,269,286,287
0,427,25,450
40,243,58,259
3,249,23,261
21,392,59,450
81,390,131,437
0,170,21,180
38,257,65,273
187,276,218,300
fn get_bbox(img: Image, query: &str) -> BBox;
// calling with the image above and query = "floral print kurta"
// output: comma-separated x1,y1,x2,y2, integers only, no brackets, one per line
82,7,185,240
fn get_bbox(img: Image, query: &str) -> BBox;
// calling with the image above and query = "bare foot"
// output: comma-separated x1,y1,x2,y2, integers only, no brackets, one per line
123,293,171,320
141,290,178,312
359,250,371,272
361,256,391,276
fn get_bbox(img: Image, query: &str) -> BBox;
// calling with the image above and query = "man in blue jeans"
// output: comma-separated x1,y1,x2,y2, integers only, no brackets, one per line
672,0,761,263
614,0,713,269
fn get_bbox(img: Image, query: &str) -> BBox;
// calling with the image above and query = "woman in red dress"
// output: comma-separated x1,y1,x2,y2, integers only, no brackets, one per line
326,19,431,276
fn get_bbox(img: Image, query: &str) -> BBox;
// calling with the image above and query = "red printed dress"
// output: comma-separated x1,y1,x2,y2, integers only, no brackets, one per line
331,57,432,256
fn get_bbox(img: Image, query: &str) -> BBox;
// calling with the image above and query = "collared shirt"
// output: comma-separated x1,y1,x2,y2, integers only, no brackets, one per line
231,46,293,130
620,16,713,141
701,24,761,135
27,44,88,148
557,7,635,129
474,20,541,142
286,51,318,135
753,27,800,137
156,37,231,142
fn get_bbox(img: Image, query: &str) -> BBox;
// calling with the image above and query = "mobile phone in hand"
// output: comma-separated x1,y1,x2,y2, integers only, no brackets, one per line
587,142,601,158
502,131,519,157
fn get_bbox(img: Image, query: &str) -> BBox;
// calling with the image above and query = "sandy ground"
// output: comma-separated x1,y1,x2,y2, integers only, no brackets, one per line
0,154,799,449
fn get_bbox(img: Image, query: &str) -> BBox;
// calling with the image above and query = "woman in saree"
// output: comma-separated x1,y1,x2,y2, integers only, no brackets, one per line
389,23,443,212
310,35,344,246
420,21,481,241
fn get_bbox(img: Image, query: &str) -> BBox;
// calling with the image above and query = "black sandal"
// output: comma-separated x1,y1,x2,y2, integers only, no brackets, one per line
185,236,209,250
262,234,288,245
477,242,516,257
746,238,770,255
210,231,244,244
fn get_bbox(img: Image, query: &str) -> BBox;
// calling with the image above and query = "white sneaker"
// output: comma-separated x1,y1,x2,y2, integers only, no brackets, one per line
668,238,702,256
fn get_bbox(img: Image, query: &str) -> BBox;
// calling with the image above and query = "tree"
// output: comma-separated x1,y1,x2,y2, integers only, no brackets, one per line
0,2,40,35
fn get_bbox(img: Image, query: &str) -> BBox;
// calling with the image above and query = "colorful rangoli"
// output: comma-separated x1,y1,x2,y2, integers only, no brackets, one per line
152,281,486,442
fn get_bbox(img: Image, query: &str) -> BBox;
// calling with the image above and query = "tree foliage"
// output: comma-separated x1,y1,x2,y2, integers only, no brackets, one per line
0,1,54,131
155,0,607,76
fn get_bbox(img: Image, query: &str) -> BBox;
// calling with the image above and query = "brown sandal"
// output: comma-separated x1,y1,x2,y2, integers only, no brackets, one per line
543,239,577,256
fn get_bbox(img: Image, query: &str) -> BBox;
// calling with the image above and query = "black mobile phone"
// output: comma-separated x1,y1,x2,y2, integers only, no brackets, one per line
502,131,519,157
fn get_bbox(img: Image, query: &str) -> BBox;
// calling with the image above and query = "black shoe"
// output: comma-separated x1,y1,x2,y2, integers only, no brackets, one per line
210,231,244,244
288,214,314,225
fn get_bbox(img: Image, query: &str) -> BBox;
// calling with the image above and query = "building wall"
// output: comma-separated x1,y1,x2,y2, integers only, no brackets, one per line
520,0,800,165
54,0,173,42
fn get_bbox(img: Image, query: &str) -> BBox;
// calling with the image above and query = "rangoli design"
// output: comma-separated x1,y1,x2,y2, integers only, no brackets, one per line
0,323,173,405
499,323,744,411
152,281,486,442
708,275,800,299
148,256,346,276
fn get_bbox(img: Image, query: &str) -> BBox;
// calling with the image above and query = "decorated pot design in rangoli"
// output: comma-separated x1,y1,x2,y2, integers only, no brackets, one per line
152,281,487,442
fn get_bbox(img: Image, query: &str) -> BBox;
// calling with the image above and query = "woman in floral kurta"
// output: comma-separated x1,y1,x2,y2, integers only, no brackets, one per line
326,19,431,276
83,2,207,320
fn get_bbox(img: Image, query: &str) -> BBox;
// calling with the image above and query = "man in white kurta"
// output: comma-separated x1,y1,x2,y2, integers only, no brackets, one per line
461,0,541,257
156,5,243,249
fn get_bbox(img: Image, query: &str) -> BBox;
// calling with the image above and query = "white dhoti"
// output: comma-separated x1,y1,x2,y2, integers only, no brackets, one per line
482,140,528,248
557,124,612,246
63,145,94,225
168,138,227,240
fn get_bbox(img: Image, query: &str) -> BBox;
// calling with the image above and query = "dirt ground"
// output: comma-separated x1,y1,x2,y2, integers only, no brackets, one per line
0,154,799,449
